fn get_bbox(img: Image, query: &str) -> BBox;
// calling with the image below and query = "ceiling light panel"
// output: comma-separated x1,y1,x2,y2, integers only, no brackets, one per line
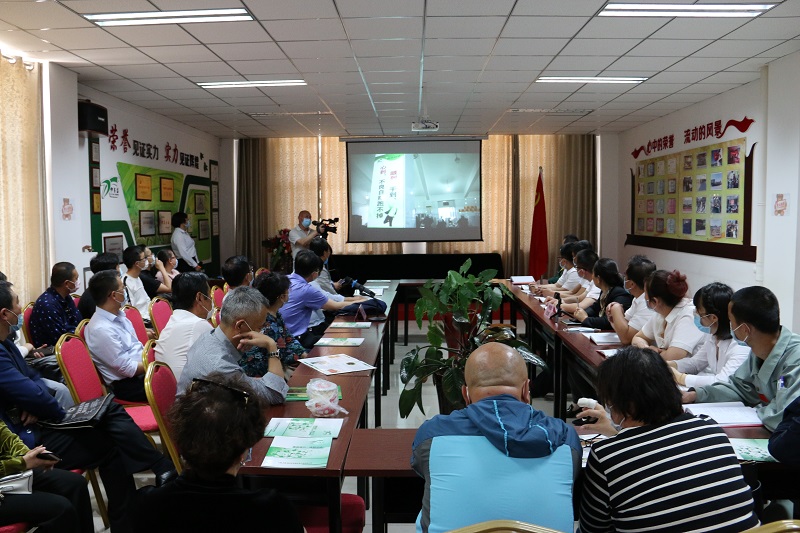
84,8,252,27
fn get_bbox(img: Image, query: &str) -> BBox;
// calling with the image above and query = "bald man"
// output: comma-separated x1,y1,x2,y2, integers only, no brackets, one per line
411,343,581,533
288,210,319,258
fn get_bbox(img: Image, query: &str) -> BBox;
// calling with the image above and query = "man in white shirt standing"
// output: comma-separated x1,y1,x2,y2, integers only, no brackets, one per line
84,270,147,402
288,210,319,258
154,272,213,381
171,211,202,272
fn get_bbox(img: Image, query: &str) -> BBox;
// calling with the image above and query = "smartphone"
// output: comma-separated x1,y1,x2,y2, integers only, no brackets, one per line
32,346,56,357
572,417,599,427
37,452,61,462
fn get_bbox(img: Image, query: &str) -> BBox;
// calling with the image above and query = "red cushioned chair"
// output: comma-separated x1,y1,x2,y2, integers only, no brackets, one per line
211,285,225,309
298,494,366,533
255,267,269,277
144,361,182,473
123,305,150,345
74,318,89,342
210,307,221,328
148,296,173,338
20,302,33,346
55,333,159,440
71,293,81,307
142,339,157,369
0,523,30,533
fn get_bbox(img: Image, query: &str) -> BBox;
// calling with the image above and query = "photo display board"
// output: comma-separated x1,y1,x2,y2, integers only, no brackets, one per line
633,137,745,245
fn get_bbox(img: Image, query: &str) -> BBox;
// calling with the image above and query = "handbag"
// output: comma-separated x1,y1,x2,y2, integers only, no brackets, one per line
38,393,115,429
0,469,33,495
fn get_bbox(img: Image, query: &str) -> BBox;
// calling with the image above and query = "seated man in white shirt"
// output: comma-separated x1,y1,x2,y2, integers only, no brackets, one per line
154,272,214,381
84,270,147,402
121,245,169,330
607,255,657,344
307,237,367,328
533,242,583,297
550,250,600,315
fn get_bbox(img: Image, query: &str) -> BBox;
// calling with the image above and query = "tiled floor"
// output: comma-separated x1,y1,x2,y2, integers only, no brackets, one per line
90,321,555,532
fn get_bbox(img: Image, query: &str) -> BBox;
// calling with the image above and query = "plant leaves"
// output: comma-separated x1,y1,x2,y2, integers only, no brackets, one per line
399,383,424,418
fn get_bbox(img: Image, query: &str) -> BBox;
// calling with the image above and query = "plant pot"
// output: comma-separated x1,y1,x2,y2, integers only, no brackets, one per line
433,373,465,415
442,310,479,350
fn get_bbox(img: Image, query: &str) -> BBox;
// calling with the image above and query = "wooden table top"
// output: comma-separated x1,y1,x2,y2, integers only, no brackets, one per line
240,373,371,477
343,428,418,477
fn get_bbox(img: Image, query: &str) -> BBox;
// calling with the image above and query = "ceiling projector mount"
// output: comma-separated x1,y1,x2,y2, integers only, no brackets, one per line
412,118,439,132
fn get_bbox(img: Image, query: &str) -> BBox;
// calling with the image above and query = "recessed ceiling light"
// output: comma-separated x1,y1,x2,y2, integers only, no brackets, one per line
198,80,307,89
509,108,594,114
249,111,331,117
600,3,775,17
536,76,647,84
84,8,252,27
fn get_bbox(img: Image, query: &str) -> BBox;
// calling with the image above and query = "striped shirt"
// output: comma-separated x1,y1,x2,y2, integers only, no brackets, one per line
580,413,758,533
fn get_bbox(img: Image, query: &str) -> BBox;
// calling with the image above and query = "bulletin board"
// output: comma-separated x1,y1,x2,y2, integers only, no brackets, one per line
625,137,757,261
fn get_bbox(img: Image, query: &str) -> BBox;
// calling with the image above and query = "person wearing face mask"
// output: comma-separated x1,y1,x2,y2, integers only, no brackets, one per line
177,286,288,405
29,262,83,349
140,247,173,297
155,249,180,283
667,283,749,389
153,273,214,381
606,255,656,344
171,212,202,273
307,237,368,330
76,252,120,321
578,346,758,533
288,210,320,259
239,272,308,378
531,242,582,297
84,270,150,402
220,255,254,303
121,246,170,329
571,258,633,330
631,269,704,361
683,286,800,432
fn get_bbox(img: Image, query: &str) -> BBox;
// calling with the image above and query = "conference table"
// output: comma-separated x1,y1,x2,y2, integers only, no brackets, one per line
238,281,397,533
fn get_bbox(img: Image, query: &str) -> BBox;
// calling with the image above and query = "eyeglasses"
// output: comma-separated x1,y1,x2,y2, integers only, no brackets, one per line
190,378,250,405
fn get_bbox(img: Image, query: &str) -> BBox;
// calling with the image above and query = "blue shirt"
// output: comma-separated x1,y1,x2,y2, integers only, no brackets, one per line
29,287,82,347
281,273,329,337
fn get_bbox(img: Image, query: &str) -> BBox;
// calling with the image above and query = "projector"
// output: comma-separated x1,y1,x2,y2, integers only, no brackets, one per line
411,119,439,132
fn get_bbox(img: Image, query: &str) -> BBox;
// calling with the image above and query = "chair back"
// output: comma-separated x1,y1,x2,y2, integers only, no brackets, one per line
211,285,225,308
210,307,221,328
144,362,182,473
223,282,230,293
447,520,565,533
55,333,107,404
142,339,157,368
123,305,149,345
74,318,90,341
149,297,173,337
255,267,268,277
421,436,574,533
71,293,81,306
21,302,34,344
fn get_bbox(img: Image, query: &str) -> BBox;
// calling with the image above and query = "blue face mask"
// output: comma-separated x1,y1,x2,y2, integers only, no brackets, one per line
323,258,329,266
730,324,749,346
302,218,312,228
694,314,712,334
8,311,22,334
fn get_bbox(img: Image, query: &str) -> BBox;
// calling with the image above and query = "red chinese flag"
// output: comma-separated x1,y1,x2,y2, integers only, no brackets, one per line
528,167,549,278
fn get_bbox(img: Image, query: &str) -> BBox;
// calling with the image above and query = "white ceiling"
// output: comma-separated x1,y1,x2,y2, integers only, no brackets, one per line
1,0,798,138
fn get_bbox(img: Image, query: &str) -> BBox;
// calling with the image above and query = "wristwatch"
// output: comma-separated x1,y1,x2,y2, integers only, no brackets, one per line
268,351,280,359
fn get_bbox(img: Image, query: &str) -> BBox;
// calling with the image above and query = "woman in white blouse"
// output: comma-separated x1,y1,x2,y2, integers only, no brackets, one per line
669,282,750,388
632,269,704,361
155,249,181,283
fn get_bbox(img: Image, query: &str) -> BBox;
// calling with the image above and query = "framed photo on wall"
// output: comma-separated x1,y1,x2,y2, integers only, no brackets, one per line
211,184,219,209
198,219,209,240
91,192,101,214
158,210,172,235
136,174,152,201
160,177,174,202
91,142,100,163
195,192,207,214
92,167,101,188
212,212,220,236
103,235,124,262
210,160,219,181
139,210,156,236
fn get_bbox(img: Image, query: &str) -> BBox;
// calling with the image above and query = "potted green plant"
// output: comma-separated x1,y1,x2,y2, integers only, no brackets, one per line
399,259,546,418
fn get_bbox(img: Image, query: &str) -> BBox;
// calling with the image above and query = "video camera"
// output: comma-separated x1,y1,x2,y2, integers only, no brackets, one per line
313,217,339,237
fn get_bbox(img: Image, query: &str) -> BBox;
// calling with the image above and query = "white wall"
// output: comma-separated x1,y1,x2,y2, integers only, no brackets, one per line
43,64,223,290
601,49,800,329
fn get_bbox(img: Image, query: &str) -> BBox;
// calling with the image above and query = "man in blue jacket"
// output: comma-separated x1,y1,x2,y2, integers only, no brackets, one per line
411,343,581,533
0,280,176,532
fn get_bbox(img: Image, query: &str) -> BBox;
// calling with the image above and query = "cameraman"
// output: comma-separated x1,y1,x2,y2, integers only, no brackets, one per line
288,210,320,258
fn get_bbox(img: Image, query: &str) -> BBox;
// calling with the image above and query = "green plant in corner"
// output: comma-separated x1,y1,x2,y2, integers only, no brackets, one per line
399,259,547,418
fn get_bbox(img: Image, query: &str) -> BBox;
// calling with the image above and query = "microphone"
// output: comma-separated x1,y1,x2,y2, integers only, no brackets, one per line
341,277,376,298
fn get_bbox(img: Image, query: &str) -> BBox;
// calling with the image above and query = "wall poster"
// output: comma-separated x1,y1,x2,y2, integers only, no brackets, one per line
627,136,756,261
